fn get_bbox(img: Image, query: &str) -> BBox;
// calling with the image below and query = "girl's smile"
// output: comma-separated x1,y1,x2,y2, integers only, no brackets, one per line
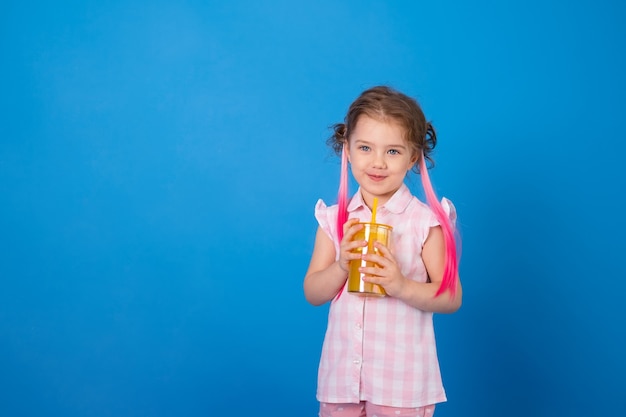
367,173,387,181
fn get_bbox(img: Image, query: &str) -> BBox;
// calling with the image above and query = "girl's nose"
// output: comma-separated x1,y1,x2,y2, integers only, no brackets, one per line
372,152,386,168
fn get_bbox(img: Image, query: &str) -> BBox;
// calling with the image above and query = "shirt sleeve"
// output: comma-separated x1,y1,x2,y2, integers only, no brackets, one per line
425,197,457,227
441,197,457,227
422,198,457,245
314,199,338,243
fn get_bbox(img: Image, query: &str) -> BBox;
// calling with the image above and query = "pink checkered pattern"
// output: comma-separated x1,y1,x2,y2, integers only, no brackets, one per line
314,184,449,408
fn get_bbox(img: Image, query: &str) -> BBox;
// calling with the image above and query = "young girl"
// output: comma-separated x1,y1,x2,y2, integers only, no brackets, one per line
304,86,462,417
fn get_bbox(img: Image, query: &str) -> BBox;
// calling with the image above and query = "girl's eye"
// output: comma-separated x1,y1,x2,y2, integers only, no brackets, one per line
358,145,371,152
388,149,400,155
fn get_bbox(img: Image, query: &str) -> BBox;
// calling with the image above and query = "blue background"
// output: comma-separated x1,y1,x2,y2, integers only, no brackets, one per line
1,0,625,416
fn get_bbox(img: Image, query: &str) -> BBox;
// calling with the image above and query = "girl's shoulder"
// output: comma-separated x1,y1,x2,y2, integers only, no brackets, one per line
403,195,457,229
405,195,436,221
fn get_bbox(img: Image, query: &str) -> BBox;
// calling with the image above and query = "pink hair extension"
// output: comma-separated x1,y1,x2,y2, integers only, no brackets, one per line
419,152,459,298
334,146,350,299
336,145,349,242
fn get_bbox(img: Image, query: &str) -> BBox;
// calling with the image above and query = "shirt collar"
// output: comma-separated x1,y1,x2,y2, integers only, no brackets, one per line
347,183,413,215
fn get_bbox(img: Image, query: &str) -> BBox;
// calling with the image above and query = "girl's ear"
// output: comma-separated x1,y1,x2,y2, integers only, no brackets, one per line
344,142,351,163
408,152,419,170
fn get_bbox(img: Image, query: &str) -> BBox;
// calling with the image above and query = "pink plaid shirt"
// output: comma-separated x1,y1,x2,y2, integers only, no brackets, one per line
314,184,452,407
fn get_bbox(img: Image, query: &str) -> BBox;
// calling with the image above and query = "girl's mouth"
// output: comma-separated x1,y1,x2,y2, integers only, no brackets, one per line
368,174,386,182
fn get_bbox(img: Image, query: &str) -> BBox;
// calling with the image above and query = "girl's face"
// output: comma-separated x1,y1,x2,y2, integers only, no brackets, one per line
347,115,417,208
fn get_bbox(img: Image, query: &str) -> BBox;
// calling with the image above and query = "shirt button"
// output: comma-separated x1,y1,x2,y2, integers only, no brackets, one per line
356,323,362,329
353,359,360,364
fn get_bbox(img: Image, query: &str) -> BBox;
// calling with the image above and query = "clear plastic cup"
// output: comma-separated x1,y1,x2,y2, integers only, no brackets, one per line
347,222,392,297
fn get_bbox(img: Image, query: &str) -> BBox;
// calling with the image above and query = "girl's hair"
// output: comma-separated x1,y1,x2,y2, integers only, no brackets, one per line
327,85,459,297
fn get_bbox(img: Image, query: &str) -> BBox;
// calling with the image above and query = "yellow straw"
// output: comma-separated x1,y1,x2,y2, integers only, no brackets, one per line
367,197,378,255
371,197,378,224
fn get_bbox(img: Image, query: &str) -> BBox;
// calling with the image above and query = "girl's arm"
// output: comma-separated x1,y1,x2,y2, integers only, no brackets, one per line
397,225,462,313
304,219,365,306
303,227,347,305
361,225,462,313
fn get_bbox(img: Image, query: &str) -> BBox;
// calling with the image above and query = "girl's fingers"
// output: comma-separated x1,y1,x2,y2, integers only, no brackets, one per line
373,242,392,257
342,218,361,236
348,239,368,250
359,264,380,274
363,254,389,270
346,250,364,261
362,244,395,269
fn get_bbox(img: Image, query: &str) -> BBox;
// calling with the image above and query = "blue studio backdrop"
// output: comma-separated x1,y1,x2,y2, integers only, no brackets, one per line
1,1,625,416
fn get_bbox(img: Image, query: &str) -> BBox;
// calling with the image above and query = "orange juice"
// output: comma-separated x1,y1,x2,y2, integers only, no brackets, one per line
347,222,392,297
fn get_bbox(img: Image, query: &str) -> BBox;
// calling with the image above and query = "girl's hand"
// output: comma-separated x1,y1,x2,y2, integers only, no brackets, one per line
337,218,367,273
359,242,408,298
